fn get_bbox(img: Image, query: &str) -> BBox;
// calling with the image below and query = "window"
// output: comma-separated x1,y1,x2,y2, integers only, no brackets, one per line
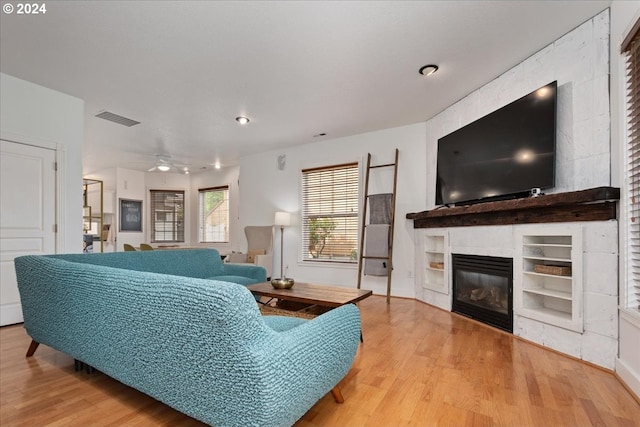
150,190,184,243
301,162,359,263
199,186,229,243
623,18,640,311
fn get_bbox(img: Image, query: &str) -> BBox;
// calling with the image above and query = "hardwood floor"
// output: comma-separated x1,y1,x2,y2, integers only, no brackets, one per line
1,296,639,426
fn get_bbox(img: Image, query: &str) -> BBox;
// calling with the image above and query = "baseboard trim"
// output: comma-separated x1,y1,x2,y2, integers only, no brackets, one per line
616,358,640,404
0,303,23,326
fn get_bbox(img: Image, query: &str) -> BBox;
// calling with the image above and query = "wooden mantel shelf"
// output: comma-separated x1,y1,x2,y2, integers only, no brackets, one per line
406,187,620,229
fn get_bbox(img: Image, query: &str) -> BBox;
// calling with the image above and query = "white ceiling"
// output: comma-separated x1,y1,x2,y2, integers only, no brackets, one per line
0,0,611,175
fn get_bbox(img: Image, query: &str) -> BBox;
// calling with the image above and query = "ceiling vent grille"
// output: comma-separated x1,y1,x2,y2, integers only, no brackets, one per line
94,110,140,127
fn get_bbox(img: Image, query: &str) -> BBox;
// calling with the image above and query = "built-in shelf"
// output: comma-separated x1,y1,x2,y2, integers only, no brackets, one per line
523,271,572,281
522,287,572,300
523,255,571,263
515,228,583,332
523,306,573,322
422,231,448,295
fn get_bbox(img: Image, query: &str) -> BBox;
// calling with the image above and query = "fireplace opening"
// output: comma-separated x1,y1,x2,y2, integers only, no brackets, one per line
452,254,513,332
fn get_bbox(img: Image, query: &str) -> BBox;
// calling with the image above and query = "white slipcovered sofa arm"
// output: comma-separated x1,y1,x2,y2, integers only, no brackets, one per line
227,253,248,263
255,254,273,278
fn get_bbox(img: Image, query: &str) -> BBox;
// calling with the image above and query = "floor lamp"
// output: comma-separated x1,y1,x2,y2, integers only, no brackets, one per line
271,211,294,289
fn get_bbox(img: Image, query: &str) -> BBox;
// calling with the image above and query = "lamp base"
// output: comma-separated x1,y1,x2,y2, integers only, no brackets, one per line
271,278,295,289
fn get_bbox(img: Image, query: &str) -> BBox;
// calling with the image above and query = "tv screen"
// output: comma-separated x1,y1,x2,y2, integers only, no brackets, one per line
435,81,557,206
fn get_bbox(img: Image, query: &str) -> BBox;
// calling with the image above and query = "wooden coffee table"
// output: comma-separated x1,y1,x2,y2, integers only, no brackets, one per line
247,281,372,312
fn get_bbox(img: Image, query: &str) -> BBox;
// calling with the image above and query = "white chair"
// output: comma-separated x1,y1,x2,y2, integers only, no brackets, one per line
227,226,273,278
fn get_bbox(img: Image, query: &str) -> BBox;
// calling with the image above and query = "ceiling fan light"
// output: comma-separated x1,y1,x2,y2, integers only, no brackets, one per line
157,164,170,172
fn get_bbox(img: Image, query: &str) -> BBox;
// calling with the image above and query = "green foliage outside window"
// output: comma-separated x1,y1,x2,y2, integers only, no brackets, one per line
308,218,336,258
204,190,225,212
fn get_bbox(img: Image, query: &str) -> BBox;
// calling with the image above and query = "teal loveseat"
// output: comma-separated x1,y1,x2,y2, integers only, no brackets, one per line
14,249,362,427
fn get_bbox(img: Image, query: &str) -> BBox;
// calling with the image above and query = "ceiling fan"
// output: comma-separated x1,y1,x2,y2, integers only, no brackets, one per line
147,154,191,174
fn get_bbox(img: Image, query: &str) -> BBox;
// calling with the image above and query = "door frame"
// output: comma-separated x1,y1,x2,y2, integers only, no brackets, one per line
1,131,66,253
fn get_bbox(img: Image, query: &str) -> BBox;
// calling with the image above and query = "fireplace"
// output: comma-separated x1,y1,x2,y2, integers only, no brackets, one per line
452,254,513,332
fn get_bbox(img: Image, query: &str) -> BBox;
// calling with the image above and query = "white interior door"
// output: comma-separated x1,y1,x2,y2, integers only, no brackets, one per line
0,140,56,325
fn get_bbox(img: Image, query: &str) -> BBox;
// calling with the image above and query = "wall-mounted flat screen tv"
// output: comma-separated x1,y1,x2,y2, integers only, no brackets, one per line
435,81,557,206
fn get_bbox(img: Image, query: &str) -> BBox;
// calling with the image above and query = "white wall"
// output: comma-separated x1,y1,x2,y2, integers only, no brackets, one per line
0,73,84,253
85,168,117,193
239,123,426,298
611,0,640,400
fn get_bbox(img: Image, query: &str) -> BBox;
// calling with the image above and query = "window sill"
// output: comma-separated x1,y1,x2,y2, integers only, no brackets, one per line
298,260,358,270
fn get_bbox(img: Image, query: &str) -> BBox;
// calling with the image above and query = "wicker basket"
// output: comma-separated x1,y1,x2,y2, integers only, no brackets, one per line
533,264,572,276
429,261,444,270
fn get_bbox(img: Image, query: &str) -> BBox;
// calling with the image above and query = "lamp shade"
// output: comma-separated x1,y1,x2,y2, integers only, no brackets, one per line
274,211,291,226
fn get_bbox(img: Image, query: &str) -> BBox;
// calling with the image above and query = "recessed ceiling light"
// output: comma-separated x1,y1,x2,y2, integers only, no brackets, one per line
313,133,327,138
419,64,439,77
235,116,250,125
214,162,221,169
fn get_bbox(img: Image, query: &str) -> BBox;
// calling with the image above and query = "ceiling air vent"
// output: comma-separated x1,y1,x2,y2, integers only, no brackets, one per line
94,110,140,127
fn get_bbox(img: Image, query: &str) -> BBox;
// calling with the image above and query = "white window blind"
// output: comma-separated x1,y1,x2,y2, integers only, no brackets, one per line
301,162,359,263
623,19,640,311
199,186,229,243
150,190,185,243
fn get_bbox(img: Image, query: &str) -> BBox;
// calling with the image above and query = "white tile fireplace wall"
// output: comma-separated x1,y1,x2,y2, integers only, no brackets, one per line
415,221,618,370
414,10,616,369
425,10,610,208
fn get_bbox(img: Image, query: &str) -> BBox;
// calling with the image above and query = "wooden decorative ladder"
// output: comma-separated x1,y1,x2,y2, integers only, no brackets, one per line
357,149,399,304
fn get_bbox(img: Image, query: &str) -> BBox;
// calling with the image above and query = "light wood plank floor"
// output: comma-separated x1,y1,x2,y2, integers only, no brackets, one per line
2,296,639,426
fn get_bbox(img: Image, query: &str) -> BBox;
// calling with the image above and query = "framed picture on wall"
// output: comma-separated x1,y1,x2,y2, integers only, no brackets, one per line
119,199,142,232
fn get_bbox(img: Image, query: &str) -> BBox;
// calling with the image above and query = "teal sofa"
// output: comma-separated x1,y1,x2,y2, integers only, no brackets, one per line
14,249,362,427
45,248,267,286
